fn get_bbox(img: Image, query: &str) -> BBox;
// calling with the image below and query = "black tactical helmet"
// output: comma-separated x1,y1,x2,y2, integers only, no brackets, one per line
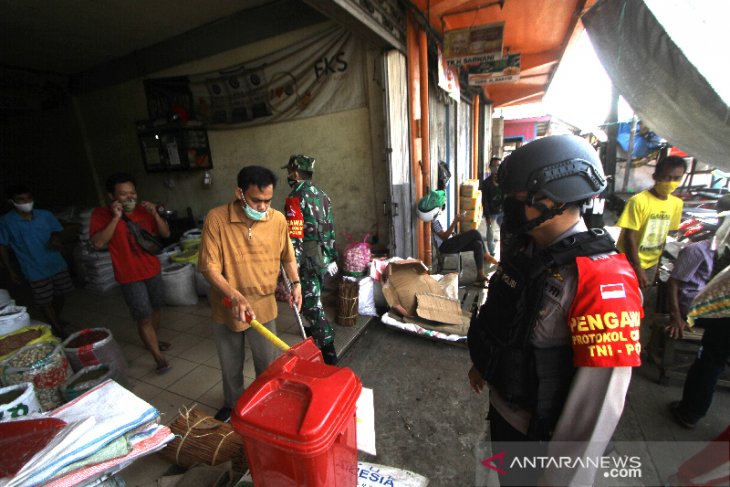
499,135,606,203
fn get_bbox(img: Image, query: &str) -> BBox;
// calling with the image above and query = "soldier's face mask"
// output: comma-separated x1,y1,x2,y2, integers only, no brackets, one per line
287,169,300,188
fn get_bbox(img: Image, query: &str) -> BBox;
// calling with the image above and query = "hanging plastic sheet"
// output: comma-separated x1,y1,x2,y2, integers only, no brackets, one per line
583,0,730,168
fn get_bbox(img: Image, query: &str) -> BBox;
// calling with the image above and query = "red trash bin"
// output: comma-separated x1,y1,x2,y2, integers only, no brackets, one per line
232,338,362,486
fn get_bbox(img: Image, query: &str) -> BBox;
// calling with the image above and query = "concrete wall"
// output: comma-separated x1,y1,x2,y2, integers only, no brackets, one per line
71,21,388,254
0,99,97,210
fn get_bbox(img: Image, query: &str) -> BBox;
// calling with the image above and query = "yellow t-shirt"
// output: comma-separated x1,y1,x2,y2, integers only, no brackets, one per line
616,190,683,269
198,201,296,331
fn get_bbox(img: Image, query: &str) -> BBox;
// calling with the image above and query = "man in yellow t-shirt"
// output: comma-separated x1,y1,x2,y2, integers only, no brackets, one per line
617,155,687,289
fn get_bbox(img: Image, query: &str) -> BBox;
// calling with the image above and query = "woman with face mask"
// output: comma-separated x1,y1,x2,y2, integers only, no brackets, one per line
616,155,687,289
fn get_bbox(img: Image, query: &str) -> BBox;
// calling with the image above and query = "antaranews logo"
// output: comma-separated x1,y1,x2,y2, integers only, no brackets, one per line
480,452,642,480
481,452,507,475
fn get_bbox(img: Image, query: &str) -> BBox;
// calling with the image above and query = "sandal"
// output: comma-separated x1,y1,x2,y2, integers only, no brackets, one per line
158,341,172,352
473,277,489,287
155,362,172,375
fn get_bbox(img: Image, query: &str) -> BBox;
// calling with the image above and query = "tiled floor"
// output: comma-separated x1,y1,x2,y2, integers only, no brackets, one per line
55,284,371,485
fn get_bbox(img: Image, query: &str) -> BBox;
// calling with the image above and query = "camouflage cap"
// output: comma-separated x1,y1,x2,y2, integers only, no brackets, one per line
282,154,316,173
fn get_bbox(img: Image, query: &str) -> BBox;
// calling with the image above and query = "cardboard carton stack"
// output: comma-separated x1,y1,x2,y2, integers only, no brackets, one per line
459,180,483,232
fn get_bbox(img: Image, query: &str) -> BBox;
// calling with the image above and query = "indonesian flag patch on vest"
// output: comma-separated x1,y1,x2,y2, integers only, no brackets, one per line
568,253,643,367
285,196,304,239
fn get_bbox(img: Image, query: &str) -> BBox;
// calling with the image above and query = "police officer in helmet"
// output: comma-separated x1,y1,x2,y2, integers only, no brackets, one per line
467,135,643,486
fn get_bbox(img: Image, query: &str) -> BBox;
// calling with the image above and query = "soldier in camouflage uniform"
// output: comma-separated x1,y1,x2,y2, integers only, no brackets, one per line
283,155,339,364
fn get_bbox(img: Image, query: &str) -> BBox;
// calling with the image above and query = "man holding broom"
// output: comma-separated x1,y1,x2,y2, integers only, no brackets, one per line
199,165,302,422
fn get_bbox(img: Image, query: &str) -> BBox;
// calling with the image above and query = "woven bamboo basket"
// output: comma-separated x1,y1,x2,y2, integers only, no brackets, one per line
159,406,248,472
337,280,359,327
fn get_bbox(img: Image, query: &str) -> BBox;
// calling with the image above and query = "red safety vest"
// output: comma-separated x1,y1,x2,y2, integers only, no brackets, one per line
568,253,643,367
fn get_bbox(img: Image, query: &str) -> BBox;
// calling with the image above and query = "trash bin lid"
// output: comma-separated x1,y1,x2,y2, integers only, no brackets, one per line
233,354,361,453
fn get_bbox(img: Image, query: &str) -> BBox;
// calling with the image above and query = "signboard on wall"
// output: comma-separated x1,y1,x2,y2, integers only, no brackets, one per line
437,46,461,102
145,27,366,129
467,53,521,85
443,23,504,66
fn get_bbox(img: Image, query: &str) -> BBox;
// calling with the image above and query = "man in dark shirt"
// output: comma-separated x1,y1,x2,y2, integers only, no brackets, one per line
480,157,504,256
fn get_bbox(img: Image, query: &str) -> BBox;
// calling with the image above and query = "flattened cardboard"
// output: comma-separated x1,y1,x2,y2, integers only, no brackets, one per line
403,309,471,336
381,260,452,321
415,293,463,325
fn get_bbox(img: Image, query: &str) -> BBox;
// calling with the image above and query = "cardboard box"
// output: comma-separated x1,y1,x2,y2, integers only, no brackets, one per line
460,192,482,210
381,259,461,324
460,180,480,198
459,208,481,223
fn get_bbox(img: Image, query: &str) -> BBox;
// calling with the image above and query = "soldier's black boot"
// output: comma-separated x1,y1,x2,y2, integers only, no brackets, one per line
321,343,338,365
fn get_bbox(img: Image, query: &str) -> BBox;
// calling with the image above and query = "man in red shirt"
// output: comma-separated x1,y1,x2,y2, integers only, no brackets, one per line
90,173,171,373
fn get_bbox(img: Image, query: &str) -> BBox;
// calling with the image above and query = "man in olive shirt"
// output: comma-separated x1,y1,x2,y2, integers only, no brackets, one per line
199,165,302,422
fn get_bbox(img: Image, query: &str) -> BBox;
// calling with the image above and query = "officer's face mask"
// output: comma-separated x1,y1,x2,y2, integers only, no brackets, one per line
502,195,562,235
502,197,530,234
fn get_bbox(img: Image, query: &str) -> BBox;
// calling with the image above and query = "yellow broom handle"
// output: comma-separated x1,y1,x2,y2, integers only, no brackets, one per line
249,319,291,352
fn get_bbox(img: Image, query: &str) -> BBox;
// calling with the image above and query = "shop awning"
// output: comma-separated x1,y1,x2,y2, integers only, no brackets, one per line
583,0,730,169
411,0,597,107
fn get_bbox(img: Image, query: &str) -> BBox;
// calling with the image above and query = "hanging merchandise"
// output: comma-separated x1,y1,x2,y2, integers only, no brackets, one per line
437,47,461,102
437,161,452,190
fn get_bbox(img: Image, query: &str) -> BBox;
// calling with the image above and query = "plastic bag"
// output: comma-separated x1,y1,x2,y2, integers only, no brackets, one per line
162,263,199,306
0,305,31,337
1,341,71,411
0,383,43,422
358,277,378,317
343,233,372,275
62,328,128,380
